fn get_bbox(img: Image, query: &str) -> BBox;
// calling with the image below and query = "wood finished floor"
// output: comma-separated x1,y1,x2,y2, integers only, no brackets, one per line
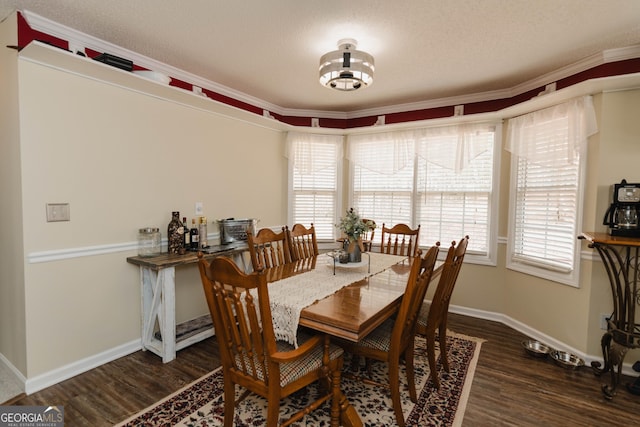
5,313,640,426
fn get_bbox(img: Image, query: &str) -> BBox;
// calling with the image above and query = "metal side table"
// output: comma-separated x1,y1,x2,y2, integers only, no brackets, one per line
579,232,640,399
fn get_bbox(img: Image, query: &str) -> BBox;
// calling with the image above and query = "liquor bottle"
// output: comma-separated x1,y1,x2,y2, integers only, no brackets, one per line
182,217,190,249
199,216,208,249
190,218,199,250
167,211,182,254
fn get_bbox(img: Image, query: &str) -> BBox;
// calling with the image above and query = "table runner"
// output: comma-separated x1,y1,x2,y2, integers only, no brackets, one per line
262,252,406,347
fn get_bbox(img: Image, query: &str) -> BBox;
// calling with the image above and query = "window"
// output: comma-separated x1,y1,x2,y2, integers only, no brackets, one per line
505,96,598,286
348,123,499,262
287,132,343,240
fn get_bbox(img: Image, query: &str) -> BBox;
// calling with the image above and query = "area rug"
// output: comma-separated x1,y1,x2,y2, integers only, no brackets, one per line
117,332,483,426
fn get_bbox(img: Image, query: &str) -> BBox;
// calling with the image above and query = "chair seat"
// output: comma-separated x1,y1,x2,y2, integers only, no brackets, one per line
344,318,394,352
416,301,431,329
236,331,344,387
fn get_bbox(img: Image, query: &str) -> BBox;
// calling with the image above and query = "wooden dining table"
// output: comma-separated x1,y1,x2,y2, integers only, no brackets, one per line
261,251,443,427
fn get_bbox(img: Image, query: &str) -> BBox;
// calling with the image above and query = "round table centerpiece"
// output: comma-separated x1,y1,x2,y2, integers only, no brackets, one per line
337,208,375,263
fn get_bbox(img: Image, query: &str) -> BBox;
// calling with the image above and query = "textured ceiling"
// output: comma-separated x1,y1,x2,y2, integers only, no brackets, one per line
3,0,640,114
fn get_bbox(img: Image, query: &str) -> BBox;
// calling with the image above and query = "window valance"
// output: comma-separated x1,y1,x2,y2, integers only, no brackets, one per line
505,96,598,166
285,132,343,174
347,122,497,174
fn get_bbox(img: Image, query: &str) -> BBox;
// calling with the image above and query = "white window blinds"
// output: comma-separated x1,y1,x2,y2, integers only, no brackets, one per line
506,96,598,283
348,123,498,257
416,125,495,253
286,132,343,240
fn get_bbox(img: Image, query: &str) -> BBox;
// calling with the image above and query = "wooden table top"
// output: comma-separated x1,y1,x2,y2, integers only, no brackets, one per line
579,231,640,247
264,254,442,342
126,243,248,269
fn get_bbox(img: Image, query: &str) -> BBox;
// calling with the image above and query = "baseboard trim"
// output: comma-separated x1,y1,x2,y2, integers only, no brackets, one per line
24,340,141,395
449,305,637,377
14,307,638,394
0,352,26,395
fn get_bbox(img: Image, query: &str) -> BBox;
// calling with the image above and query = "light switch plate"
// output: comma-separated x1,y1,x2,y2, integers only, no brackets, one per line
195,202,203,215
46,203,70,222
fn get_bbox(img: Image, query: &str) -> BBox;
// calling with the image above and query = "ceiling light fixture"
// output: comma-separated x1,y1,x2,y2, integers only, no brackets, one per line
319,39,374,91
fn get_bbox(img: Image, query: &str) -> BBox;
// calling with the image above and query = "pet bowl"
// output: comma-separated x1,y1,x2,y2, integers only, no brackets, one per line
521,340,551,358
550,350,585,370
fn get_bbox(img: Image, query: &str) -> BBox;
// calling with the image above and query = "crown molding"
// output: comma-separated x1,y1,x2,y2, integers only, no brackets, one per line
21,10,282,115
21,9,640,123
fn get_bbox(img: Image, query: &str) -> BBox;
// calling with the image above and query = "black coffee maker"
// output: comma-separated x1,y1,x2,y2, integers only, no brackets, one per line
603,179,640,237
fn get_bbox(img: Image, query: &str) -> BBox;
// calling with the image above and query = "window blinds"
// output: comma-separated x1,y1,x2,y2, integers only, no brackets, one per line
286,133,343,240
506,96,597,276
348,123,497,254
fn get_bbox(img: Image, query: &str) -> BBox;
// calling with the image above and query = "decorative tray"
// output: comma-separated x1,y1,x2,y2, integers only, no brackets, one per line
325,251,371,274
326,259,368,269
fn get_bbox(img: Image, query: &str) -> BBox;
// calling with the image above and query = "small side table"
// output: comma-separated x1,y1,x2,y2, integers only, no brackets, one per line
579,232,640,399
127,245,247,363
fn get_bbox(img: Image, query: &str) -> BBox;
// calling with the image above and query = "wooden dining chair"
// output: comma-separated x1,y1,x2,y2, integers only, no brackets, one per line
416,236,469,390
380,223,421,257
336,244,440,427
247,226,292,271
197,255,344,427
360,218,376,252
287,223,319,261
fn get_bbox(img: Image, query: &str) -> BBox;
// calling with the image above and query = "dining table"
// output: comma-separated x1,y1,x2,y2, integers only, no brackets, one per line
261,251,443,427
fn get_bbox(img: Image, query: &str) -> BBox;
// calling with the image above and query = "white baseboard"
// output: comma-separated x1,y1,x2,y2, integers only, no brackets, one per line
24,340,141,395
450,304,638,377
10,307,639,395
0,353,26,394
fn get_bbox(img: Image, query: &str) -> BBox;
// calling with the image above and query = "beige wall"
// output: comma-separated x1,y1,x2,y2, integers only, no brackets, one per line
0,12,27,375
15,52,285,378
3,11,640,389
584,88,640,359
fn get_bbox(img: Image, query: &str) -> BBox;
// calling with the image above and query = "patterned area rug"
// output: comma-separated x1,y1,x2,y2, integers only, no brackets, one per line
117,332,482,426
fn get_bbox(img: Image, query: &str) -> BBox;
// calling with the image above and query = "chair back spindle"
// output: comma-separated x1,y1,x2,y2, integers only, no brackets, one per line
380,223,421,257
288,223,319,261
247,227,292,271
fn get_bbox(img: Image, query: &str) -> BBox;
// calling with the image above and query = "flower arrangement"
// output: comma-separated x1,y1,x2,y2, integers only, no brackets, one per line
338,208,374,243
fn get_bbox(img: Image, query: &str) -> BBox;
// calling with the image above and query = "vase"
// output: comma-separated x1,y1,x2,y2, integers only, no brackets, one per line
349,243,362,263
343,238,362,263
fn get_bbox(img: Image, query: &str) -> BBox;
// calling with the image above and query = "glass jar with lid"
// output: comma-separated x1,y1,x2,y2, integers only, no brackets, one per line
138,227,161,257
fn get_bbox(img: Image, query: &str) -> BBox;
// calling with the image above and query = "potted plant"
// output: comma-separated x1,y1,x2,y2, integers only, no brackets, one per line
337,208,375,262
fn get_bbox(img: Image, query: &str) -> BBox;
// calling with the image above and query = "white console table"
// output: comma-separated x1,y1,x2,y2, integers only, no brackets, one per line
127,245,247,362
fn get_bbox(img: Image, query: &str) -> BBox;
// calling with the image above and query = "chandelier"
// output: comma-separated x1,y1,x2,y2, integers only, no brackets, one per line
319,39,374,91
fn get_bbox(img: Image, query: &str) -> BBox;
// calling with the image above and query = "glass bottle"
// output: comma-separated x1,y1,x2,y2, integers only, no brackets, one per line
167,211,182,254
199,216,208,249
182,216,190,249
190,218,200,250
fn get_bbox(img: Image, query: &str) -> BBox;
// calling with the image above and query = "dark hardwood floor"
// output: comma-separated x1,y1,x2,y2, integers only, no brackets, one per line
6,313,640,426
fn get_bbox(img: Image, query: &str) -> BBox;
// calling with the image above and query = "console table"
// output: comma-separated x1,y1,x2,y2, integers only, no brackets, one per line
127,244,247,362
579,232,640,399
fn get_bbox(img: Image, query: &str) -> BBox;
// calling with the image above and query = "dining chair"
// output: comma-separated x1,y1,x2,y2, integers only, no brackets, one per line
197,255,344,427
287,223,319,261
247,226,292,271
360,218,376,252
336,244,440,427
416,236,469,390
380,223,421,257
